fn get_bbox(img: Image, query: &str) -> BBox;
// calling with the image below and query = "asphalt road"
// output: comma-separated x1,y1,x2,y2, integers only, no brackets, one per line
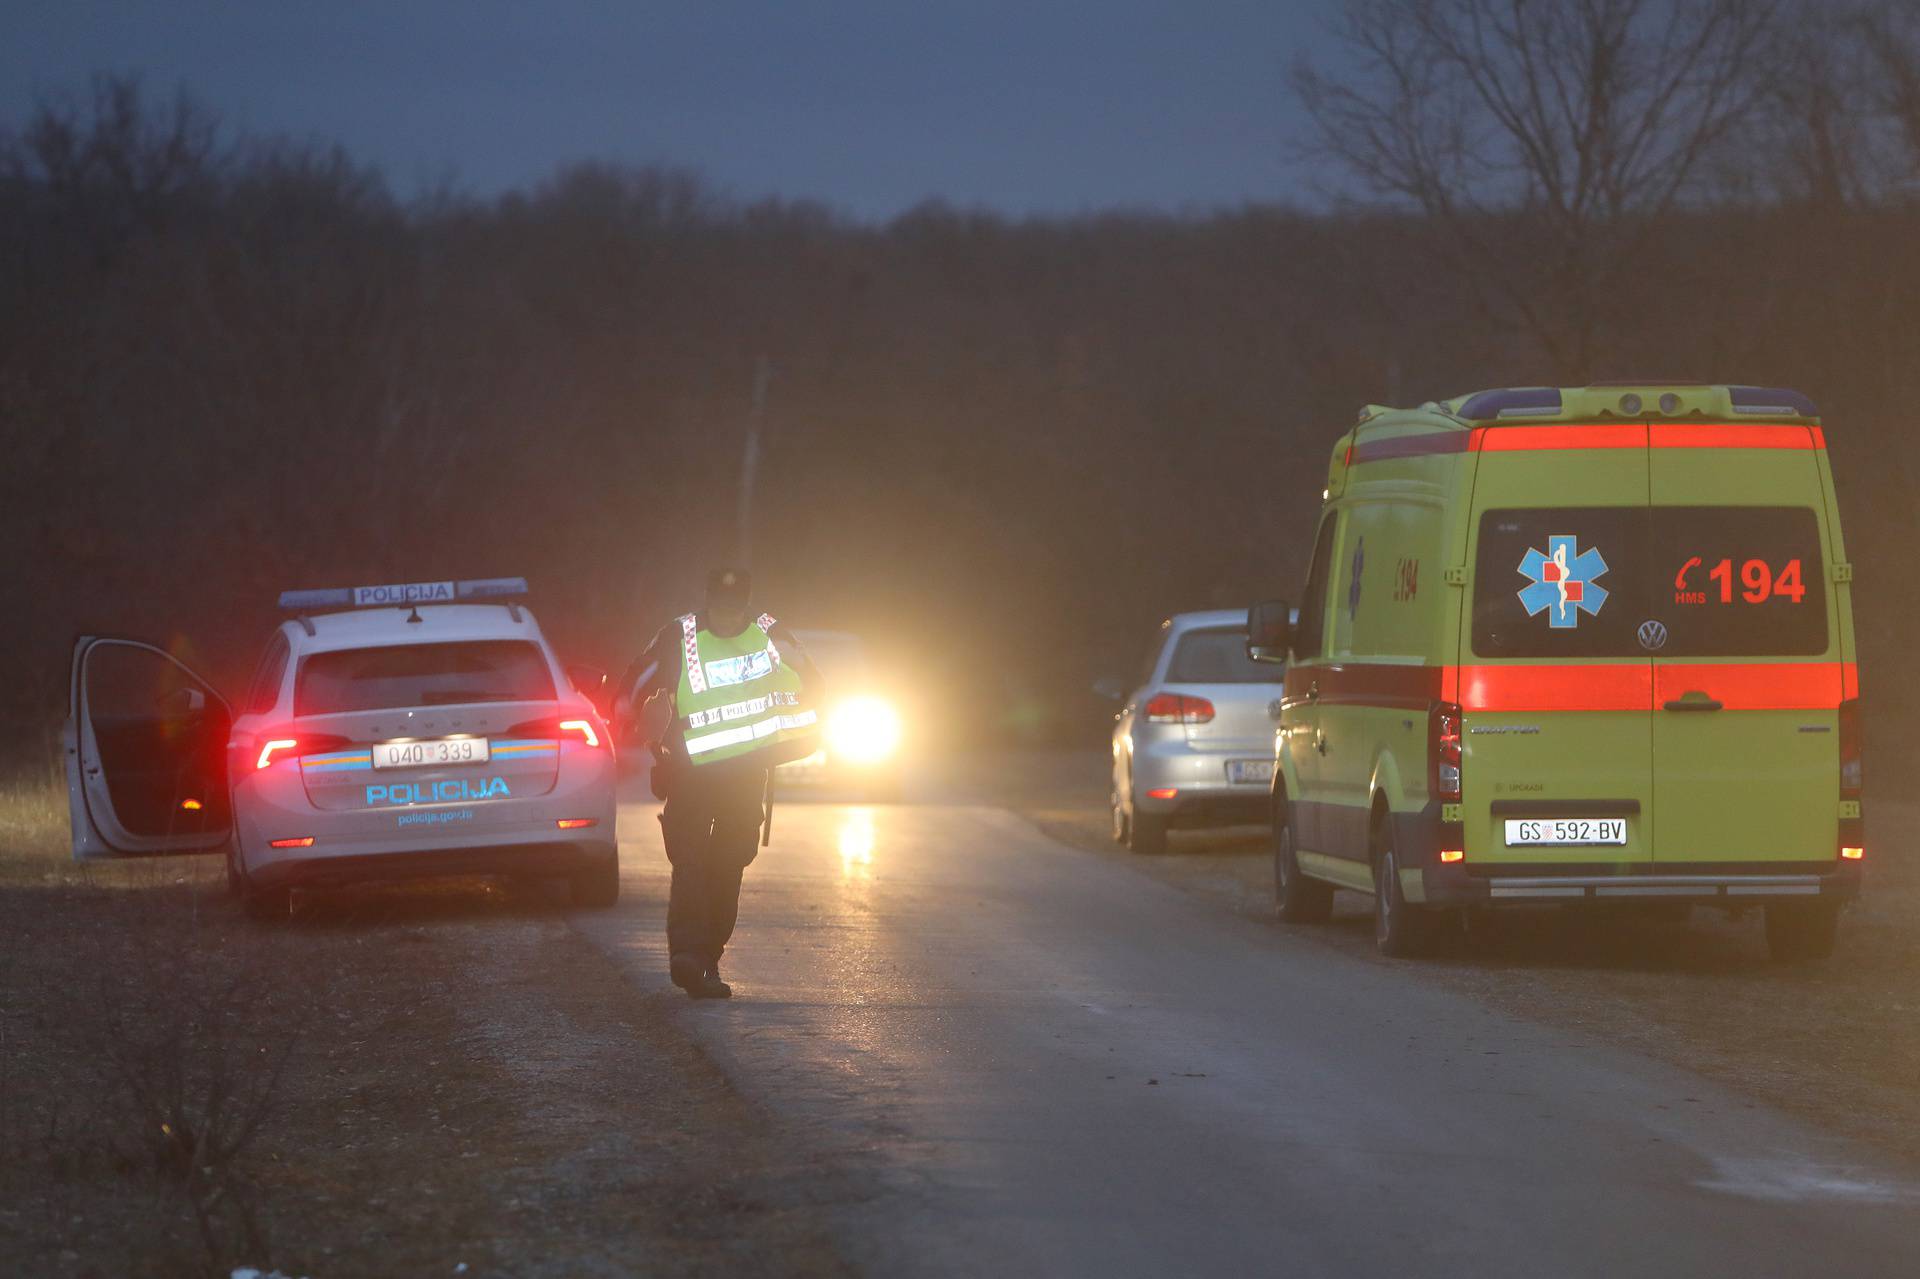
569,795,1920,1278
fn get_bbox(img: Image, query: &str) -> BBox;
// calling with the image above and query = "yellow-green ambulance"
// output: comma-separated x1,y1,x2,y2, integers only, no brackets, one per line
1247,384,1861,960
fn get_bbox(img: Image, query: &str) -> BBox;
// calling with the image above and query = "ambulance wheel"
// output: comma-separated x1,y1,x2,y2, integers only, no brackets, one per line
571,856,621,908
1127,797,1168,855
1273,812,1333,923
1372,821,1435,958
1764,901,1838,963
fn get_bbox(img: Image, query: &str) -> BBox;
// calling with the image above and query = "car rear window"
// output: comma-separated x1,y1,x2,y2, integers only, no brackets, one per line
295,641,556,715
1165,628,1281,683
1472,506,1827,658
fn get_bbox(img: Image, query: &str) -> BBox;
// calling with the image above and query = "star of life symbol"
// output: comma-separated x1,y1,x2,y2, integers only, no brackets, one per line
1517,535,1610,629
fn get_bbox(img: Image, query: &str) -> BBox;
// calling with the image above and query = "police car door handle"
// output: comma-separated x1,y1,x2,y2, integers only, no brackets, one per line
1663,692,1724,712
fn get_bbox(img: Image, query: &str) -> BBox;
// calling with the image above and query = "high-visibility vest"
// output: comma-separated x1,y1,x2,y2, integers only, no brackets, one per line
674,612,819,767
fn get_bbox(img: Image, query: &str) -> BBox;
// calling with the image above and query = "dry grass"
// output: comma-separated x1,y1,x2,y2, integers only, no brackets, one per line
0,760,848,1277
0,757,71,880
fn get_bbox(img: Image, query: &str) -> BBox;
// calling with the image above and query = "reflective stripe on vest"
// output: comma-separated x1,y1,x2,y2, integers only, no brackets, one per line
684,709,820,757
680,614,707,695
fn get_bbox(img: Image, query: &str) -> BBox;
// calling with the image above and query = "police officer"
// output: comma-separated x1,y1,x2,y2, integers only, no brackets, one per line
624,569,820,998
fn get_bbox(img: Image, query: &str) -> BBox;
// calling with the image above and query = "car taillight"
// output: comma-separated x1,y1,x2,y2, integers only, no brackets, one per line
1431,701,1462,801
559,719,601,748
1839,697,1862,799
244,732,351,770
1143,693,1215,724
255,738,300,770
557,818,598,830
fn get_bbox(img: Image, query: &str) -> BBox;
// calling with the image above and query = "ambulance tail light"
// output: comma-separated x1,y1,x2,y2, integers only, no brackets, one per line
1144,693,1215,725
1431,701,1463,802
1839,698,1862,799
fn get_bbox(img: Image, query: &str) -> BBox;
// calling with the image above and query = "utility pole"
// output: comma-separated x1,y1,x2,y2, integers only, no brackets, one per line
736,354,771,568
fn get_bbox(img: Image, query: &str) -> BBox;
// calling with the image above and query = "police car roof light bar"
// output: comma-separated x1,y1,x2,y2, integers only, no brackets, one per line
277,577,530,612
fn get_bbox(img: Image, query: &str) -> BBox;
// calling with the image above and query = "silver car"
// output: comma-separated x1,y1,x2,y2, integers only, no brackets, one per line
1108,609,1285,853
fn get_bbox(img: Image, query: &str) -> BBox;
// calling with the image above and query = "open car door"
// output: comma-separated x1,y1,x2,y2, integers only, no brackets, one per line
65,636,232,860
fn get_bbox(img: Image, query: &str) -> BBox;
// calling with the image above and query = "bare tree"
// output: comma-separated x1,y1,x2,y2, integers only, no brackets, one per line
1295,0,1778,379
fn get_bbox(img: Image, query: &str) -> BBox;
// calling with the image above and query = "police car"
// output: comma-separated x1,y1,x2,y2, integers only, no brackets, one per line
64,578,619,918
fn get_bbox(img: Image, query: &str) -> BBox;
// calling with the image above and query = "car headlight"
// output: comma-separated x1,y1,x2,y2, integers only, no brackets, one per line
826,696,902,765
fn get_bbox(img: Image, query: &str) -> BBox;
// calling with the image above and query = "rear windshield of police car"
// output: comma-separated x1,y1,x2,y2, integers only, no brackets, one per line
295,641,556,715
1166,628,1281,683
1472,507,1827,658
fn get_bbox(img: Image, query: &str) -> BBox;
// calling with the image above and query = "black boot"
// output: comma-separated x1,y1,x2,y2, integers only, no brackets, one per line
669,952,705,992
688,964,732,999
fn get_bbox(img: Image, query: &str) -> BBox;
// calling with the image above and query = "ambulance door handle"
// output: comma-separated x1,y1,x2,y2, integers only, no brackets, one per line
1662,692,1724,712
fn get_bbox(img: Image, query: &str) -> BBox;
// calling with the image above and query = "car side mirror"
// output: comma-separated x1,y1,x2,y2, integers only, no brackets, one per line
1246,599,1292,664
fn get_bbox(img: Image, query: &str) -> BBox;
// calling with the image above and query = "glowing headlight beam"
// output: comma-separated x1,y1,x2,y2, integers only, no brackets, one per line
826,696,902,765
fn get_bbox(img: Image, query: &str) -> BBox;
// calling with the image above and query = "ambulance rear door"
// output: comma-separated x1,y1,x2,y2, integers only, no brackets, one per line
1646,425,1839,865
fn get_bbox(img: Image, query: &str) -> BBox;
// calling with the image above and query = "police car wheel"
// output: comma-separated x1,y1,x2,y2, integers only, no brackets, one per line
1110,793,1130,845
1372,825,1434,958
223,838,244,899
571,857,620,909
1763,901,1839,963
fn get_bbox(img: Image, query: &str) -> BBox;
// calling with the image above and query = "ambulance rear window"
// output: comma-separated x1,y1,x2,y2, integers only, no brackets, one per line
1653,507,1827,656
295,641,556,715
1472,507,1827,658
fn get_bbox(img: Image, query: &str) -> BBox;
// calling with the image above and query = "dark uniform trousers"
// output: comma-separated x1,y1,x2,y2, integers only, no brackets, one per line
660,761,767,966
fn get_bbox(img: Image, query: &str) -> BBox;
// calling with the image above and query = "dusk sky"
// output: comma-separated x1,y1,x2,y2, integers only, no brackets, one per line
1,1,1335,219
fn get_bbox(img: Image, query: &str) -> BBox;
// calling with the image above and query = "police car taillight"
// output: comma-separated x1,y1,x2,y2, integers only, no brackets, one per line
1431,701,1463,801
559,719,601,748
1144,693,1215,724
256,738,300,770
240,731,351,770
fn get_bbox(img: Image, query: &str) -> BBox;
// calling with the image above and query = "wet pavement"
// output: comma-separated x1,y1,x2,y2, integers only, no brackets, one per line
568,798,1920,1278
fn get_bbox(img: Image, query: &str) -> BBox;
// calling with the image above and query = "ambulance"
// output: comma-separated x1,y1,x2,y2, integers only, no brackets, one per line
64,578,620,918
1247,385,1861,960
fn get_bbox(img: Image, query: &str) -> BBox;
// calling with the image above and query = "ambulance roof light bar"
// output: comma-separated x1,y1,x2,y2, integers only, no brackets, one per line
1455,387,1562,420
1447,384,1819,425
277,577,531,612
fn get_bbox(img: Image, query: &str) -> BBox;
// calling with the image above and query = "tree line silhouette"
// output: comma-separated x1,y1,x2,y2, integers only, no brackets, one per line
3,40,1916,764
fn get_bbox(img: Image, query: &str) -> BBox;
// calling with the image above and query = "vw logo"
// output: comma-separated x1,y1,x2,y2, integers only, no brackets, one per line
1637,619,1669,651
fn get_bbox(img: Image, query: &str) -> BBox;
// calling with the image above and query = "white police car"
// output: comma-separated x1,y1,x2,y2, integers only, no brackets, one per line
63,578,619,918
